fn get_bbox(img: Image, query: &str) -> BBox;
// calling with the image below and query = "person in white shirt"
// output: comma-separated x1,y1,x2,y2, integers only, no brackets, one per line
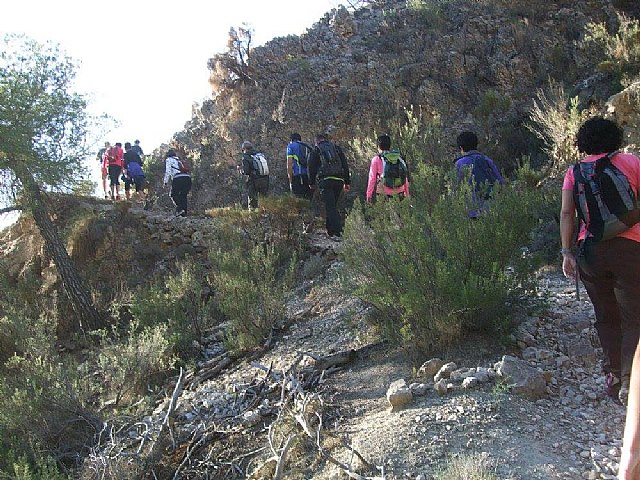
163,149,191,217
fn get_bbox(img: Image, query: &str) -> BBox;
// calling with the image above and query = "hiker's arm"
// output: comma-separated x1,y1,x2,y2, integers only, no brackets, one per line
287,155,294,188
365,156,379,203
163,159,171,186
241,155,252,176
559,188,577,280
620,340,640,479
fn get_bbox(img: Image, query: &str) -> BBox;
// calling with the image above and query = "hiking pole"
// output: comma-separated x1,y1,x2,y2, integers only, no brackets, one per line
575,269,581,301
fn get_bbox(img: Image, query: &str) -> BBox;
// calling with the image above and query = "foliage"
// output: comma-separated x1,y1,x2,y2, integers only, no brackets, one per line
342,162,547,351
129,260,219,357
0,34,95,194
584,13,640,89
207,24,256,94
435,453,499,480
0,322,100,475
95,322,175,408
0,454,69,480
210,241,295,351
525,80,590,177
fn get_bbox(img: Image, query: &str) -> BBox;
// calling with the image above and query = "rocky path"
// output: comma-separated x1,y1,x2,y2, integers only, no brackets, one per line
165,236,627,479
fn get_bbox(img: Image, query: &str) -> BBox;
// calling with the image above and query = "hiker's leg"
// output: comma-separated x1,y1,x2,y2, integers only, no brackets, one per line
247,179,258,209
320,180,340,236
579,250,622,376
609,238,640,379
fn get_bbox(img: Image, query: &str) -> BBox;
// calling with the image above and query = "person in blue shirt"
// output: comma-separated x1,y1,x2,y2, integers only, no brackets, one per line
287,133,312,199
454,131,505,218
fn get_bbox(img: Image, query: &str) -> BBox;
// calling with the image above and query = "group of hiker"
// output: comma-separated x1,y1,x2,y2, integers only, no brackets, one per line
92,118,640,477
97,140,146,202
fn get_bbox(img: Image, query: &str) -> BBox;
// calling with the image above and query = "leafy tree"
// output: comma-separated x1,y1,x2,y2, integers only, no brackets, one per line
0,34,102,331
207,24,256,93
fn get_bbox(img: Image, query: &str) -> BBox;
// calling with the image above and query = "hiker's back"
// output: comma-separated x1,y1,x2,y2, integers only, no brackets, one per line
317,141,344,178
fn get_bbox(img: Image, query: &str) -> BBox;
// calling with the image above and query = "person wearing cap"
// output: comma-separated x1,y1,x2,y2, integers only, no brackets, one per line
240,140,270,209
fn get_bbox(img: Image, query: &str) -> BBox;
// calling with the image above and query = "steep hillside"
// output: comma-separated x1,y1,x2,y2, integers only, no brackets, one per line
156,0,629,212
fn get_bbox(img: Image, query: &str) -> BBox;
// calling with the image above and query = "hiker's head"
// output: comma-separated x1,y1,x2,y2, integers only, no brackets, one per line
315,133,328,144
166,149,177,158
104,141,110,148
456,131,478,152
377,134,391,151
115,142,123,148
576,117,624,154
124,142,132,150
291,133,301,142
241,141,253,152
134,139,140,145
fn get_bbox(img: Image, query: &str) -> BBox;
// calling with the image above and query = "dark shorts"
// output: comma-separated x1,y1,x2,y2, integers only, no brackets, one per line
124,175,145,192
108,165,122,186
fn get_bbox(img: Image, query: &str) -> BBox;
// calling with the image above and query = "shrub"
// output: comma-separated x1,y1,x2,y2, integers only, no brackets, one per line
436,453,498,480
584,13,640,89
341,163,547,351
210,242,295,351
95,322,176,408
129,260,219,356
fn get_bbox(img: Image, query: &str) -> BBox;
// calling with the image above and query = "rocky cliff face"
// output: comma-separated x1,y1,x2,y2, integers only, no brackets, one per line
162,0,631,211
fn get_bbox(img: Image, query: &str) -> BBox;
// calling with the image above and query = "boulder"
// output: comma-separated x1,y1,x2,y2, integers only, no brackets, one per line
495,355,547,400
386,379,413,410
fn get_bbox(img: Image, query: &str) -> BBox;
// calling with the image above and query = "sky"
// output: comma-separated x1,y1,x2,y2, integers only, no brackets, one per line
0,0,342,226
1,0,341,153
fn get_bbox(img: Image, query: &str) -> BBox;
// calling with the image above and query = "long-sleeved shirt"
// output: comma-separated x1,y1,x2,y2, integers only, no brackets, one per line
163,155,189,185
307,140,351,187
455,150,505,218
366,153,410,202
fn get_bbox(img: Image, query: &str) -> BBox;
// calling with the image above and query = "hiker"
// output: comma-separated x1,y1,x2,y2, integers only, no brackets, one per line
240,140,269,209
131,139,144,158
287,133,312,199
620,340,640,479
454,131,504,218
163,149,192,217
104,142,124,200
98,141,111,199
308,133,351,239
560,116,640,406
366,133,410,203
123,142,146,202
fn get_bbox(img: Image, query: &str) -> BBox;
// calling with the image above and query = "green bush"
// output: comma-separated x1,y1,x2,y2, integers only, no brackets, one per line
95,322,176,408
129,260,219,356
210,242,295,351
342,163,547,351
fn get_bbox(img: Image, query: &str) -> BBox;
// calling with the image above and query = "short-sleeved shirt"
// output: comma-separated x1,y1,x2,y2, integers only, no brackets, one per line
562,152,640,243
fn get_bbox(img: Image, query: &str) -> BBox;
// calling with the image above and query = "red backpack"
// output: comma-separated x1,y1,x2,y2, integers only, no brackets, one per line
107,146,120,165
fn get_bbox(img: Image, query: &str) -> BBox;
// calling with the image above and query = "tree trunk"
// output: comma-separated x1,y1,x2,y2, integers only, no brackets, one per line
17,168,103,331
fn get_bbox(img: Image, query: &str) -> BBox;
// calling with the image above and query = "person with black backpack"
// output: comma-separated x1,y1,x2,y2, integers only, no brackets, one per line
455,131,504,218
366,134,410,203
287,133,312,199
308,133,351,239
241,140,269,209
560,117,640,407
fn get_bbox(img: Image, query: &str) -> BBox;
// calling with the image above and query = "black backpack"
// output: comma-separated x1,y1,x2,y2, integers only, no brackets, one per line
317,141,344,178
296,141,313,168
380,149,408,188
573,152,639,245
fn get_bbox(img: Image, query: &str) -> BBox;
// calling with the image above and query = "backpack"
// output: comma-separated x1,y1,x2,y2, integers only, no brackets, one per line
317,141,344,178
573,152,639,244
380,149,408,188
470,153,498,199
251,152,269,176
107,146,120,166
296,141,313,168
171,157,191,174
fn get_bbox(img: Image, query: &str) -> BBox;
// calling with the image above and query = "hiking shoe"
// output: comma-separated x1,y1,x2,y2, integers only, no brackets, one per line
605,372,622,404
115,195,121,201
619,376,631,406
